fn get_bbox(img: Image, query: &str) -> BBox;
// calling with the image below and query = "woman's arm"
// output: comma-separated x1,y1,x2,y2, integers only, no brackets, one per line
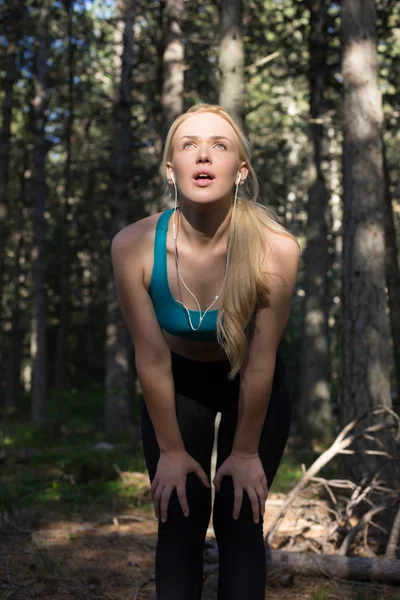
232,233,300,456
111,224,185,454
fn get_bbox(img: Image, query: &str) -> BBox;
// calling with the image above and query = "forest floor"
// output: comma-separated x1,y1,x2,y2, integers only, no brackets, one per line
1,499,400,600
2,412,400,600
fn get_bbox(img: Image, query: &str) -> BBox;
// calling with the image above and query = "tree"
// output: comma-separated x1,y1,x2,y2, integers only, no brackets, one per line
218,0,245,129
161,0,184,126
105,0,136,437
340,0,392,476
299,0,333,444
54,0,76,390
0,1,23,356
31,1,50,424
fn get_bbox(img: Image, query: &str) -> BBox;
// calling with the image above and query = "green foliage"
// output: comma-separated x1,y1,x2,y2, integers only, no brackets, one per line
270,447,338,494
312,586,330,600
0,385,148,516
270,453,304,494
0,387,325,517
1,438,149,516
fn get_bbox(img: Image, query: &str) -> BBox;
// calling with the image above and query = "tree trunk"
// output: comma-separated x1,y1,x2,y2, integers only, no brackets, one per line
155,0,185,213
340,0,392,475
0,5,21,370
382,139,400,399
5,151,31,413
162,0,184,126
299,0,333,444
5,207,24,414
204,545,400,583
31,3,50,425
266,551,400,583
105,0,136,437
54,0,75,390
218,0,245,130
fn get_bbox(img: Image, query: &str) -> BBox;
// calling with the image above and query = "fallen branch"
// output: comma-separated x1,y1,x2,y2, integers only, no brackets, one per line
266,550,400,584
338,505,388,556
203,542,400,584
265,407,399,546
386,503,400,559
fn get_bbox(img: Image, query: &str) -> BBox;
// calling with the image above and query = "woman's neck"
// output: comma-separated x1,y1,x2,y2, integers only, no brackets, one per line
176,201,233,251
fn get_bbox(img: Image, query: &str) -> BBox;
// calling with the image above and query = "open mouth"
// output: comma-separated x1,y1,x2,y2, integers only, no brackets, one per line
193,174,214,186
193,173,215,181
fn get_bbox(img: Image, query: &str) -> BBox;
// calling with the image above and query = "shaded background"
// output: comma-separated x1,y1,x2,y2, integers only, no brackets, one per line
0,0,399,515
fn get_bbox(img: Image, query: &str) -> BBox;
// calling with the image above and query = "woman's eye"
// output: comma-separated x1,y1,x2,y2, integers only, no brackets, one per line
182,141,227,150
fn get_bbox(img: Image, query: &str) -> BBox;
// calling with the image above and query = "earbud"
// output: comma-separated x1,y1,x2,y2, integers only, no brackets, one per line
237,173,241,185
172,170,176,241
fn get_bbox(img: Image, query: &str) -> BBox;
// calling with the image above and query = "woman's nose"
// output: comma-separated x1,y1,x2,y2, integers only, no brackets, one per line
196,143,211,163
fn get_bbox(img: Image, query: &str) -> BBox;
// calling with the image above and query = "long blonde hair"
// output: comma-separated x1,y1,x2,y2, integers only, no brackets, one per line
162,104,301,379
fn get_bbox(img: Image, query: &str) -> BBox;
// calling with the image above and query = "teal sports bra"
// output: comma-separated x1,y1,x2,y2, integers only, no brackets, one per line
148,208,223,342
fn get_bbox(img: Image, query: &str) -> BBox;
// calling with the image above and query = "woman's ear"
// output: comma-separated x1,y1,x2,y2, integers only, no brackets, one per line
166,163,174,184
239,163,249,184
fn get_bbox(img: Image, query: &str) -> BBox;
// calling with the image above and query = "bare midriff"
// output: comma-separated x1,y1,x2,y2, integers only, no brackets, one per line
142,211,230,363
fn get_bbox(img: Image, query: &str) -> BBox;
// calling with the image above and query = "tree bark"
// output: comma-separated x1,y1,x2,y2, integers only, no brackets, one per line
266,551,400,583
300,0,333,444
31,2,50,425
340,0,392,476
5,214,24,414
382,139,400,399
218,0,245,130
105,0,136,437
204,545,400,583
162,0,184,126
0,3,22,368
5,151,31,413
154,0,185,213
54,0,75,390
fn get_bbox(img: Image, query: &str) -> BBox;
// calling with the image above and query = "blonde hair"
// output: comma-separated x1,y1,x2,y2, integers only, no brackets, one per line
162,103,301,379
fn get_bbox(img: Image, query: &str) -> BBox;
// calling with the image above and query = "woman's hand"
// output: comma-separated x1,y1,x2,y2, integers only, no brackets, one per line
152,449,211,523
213,454,268,523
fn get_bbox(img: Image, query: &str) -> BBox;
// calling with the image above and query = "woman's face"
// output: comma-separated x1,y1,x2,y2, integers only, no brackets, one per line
167,112,248,206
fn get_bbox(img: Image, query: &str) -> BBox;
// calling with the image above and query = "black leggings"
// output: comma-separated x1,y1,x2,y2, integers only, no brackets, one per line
140,348,292,600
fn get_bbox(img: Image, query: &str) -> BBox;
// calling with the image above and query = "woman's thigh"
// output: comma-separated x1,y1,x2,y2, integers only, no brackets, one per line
216,350,292,488
140,391,217,483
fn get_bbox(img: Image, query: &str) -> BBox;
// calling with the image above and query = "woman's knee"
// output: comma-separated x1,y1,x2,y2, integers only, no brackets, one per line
159,472,212,539
212,476,264,539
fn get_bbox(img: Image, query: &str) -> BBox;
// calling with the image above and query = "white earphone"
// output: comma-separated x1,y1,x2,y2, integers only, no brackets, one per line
237,173,241,185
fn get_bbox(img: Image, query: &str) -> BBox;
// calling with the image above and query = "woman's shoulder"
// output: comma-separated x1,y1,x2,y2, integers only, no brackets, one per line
111,211,164,254
266,228,300,256
262,226,301,277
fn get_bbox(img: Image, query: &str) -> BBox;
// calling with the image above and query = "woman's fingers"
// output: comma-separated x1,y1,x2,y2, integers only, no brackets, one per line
233,486,243,520
176,484,190,518
255,484,267,518
151,477,159,497
195,464,211,489
246,487,262,523
153,483,190,522
153,482,163,520
261,474,269,495
160,485,173,523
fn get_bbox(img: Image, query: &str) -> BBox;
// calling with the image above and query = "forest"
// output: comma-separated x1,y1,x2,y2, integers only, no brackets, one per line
0,0,399,598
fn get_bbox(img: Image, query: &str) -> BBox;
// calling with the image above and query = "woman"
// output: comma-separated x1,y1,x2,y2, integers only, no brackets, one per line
111,104,301,600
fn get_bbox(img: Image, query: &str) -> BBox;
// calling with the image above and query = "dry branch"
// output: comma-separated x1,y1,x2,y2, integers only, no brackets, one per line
264,407,400,562
266,551,400,584
203,543,400,584
386,503,400,559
